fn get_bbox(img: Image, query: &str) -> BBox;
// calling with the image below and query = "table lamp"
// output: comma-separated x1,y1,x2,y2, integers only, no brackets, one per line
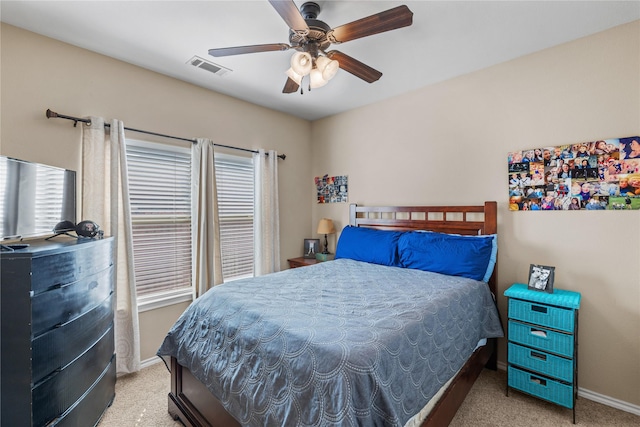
316,218,336,261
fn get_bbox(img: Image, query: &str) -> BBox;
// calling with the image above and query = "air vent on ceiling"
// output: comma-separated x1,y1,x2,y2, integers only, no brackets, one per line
187,56,231,77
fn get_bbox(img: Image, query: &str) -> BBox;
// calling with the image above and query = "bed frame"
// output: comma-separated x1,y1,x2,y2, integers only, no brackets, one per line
167,201,498,427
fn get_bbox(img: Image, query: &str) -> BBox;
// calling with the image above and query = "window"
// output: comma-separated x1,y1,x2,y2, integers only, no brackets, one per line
125,140,192,307
215,153,254,281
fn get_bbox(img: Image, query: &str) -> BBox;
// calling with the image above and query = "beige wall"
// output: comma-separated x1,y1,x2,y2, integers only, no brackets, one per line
310,21,640,406
0,23,312,361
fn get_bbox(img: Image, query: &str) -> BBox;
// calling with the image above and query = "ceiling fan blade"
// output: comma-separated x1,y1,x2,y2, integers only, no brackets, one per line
208,43,290,57
326,51,382,83
328,5,413,44
282,77,300,94
268,0,309,33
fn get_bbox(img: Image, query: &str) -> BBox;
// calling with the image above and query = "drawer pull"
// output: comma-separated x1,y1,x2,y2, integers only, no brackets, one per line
530,329,547,338
531,304,548,314
530,375,547,386
530,350,547,361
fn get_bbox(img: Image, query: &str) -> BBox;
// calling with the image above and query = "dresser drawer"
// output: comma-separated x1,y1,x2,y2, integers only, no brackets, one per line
32,295,113,383
509,298,575,332
508,342,573,383
508,365,573,408
52,355,116,427
31,240,113,295
508,320,574,358
32,325,114,426
31,266,113,337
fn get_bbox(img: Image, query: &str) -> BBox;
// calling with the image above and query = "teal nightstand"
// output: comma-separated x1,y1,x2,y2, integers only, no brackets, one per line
504,283,581,423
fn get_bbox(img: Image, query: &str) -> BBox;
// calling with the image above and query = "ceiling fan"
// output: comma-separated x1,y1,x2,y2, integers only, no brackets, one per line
208,0,413,94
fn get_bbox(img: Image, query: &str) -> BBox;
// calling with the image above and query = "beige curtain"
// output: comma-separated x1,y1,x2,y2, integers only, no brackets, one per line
82,117,140,375
193,138,223,296
253,149,280,276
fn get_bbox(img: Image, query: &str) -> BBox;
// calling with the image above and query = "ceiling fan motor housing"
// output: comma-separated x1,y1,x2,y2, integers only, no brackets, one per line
290,2,331,52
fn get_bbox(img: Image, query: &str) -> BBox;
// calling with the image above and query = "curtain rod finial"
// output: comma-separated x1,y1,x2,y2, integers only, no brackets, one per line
46,109,58,119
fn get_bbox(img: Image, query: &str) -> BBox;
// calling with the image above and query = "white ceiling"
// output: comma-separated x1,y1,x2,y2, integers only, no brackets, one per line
2,1,639,121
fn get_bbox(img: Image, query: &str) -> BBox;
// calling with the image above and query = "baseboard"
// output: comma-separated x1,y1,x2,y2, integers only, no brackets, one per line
577,387,640,416
140,356,164,369
496,361,640,416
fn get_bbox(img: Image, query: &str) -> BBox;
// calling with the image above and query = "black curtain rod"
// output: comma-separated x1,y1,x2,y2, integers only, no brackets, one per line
45,109,286,160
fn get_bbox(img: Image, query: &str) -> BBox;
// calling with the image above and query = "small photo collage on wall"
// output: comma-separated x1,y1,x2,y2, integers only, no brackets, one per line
508,137,640,210
315,174,348,204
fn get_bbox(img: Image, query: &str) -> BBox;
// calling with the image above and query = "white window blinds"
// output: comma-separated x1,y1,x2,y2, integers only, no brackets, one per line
215,153,254,281
125,140,192,297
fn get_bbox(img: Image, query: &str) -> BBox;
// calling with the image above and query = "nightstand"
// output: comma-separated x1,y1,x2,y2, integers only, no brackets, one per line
287,257,319,269
504,283,581,423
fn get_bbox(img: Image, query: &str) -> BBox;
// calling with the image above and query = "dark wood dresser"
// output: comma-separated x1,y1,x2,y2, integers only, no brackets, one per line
1,237,116,426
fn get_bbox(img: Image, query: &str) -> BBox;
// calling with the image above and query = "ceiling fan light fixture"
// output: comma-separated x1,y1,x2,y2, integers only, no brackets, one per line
285,67,303,85
309,68,328,89
316,56,339,81
291,52,312,76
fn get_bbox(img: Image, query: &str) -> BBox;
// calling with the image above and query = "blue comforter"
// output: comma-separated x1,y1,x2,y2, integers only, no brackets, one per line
158,258,503,426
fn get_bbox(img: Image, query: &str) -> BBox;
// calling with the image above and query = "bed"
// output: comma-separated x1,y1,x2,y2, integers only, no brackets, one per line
158,202,502,427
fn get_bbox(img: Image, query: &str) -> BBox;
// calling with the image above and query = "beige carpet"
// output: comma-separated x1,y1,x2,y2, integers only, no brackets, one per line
450,369,640,427
98,361,181,427
99,362,639,426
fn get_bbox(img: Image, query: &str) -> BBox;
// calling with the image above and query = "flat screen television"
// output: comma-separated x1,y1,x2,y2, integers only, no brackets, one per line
0,156,76,241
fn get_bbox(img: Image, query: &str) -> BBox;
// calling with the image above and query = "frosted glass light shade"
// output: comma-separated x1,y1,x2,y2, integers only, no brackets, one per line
316,56,339,81
285,67,302,85
309,68,328,89
290,52,312,76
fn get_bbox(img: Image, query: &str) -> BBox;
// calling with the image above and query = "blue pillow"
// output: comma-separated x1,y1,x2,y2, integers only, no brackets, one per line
481,234,498,282
418,231,498,282
335,226,404,267
398,231,497,282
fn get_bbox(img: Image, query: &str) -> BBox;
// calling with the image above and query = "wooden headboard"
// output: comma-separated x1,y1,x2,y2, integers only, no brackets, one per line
349,201,498,294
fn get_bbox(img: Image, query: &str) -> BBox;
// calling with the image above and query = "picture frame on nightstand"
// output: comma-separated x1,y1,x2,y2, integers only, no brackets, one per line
303,238,320,259
528,264,555,293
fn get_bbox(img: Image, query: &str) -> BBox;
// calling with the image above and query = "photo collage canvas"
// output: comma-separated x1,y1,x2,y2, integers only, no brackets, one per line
508,136,640,210
315,174,348,203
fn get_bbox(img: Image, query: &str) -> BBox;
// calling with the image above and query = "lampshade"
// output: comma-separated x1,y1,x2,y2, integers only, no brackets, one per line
309,68,328,89
317,218,336,235
315,56,339,81
290,52,312,76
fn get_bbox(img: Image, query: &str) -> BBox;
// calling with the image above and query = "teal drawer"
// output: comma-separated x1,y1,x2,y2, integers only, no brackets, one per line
508,342,573,383
508,321,574,358
509,298,575,332
508,366,573,408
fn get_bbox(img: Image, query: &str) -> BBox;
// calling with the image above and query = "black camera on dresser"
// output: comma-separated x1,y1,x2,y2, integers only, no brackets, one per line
1,237,115,426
